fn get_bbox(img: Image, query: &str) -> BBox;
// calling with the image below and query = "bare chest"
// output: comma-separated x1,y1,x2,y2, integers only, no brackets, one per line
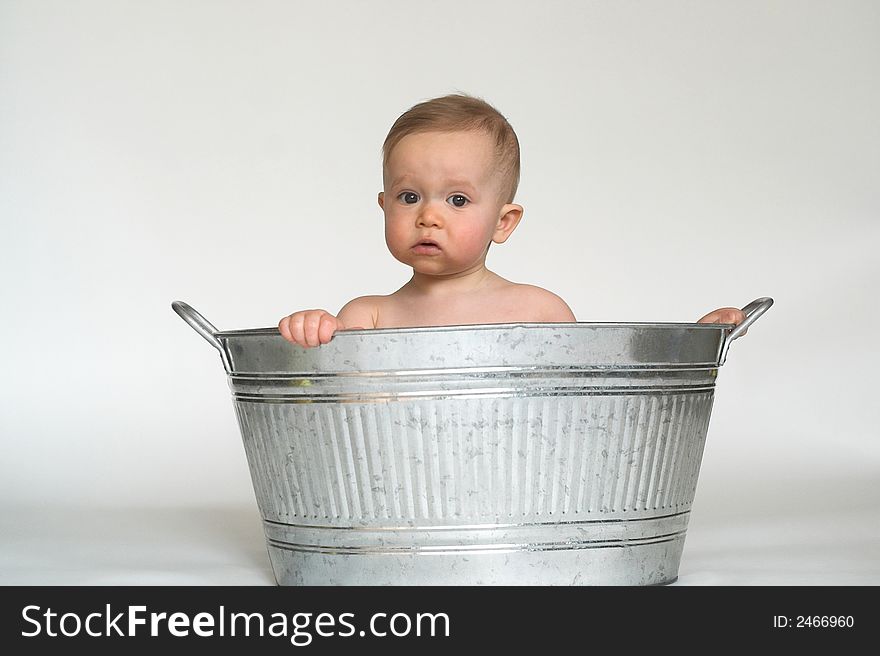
375,291,537,328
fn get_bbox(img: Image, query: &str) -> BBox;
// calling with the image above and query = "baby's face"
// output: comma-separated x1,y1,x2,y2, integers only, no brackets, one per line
380,130,515,278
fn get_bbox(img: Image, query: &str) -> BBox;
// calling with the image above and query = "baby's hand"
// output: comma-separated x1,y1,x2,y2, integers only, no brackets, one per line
278,310,346,348
697,307,748,335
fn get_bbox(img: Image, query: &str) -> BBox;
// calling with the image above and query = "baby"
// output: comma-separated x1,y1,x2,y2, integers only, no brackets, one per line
279,94,745,347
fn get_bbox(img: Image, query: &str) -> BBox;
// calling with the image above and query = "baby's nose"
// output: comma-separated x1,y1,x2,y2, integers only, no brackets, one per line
416,203,444,228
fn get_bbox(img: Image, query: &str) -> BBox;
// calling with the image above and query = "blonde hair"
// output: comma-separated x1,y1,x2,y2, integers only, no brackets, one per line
382,93,521,203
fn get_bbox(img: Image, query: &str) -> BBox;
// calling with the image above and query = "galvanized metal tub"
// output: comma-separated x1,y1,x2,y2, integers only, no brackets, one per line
173,298,772,585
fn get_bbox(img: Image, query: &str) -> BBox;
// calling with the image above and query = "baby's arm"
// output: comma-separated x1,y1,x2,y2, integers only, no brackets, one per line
278,297,378,348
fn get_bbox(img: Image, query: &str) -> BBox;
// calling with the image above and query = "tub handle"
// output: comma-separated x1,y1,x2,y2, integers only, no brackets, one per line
172,301,232,372
718,297,774,365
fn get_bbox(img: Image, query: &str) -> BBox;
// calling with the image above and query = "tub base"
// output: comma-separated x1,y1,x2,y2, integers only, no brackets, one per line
262,513,688,586
267,539,684,586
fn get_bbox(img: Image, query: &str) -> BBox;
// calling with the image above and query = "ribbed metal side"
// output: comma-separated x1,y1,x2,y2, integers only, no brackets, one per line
235,391,713,525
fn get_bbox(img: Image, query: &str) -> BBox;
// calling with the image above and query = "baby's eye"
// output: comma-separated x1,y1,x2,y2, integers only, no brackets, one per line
448,194,469,208
397,191,420,204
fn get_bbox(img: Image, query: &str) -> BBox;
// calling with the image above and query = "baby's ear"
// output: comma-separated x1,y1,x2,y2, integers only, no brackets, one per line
492,204,524,244
377,192,385,210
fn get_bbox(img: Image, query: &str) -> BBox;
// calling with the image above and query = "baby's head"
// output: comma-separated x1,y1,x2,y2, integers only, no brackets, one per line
378,94,525,276
381,93,520,204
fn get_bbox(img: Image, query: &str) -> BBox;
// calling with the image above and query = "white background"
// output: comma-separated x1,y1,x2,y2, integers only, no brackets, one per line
1,0,877,585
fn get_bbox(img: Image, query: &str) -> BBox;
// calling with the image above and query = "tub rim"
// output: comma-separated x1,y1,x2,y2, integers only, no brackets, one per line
214,321,736,338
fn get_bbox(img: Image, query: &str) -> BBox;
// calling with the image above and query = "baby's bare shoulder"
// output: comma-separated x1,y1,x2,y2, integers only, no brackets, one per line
505,283,576,322
337,295,383,329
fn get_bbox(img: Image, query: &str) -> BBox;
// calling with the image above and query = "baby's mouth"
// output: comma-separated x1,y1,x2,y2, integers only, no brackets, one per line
412,240,442,254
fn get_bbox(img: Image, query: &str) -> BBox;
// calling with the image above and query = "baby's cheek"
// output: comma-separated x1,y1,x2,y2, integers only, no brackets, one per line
384,222,407,250
458,225,494,253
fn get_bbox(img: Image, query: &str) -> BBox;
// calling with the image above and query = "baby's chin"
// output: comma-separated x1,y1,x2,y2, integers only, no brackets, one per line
388,247,489,275
389,248,441,265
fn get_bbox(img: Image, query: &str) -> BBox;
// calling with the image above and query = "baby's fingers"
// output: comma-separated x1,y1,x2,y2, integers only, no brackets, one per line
289,312,310,347
278,314,297,344
317,314,339,344
698,307,741,324
697,307,749,336
717,308,746,326
302,312,327,347
730,308,749,336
